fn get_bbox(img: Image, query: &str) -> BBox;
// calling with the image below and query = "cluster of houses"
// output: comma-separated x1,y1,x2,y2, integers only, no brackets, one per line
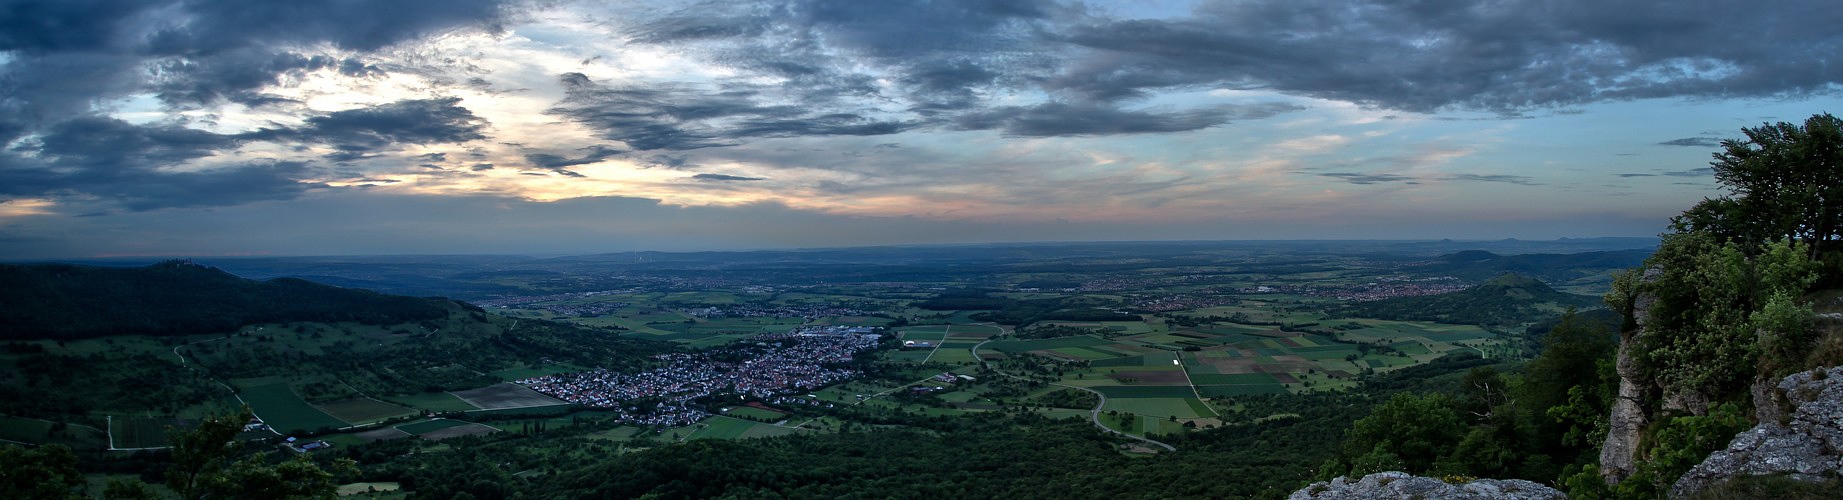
284,436,331,453
687,304,881,320
518,327,881,427
1236,276,1468,302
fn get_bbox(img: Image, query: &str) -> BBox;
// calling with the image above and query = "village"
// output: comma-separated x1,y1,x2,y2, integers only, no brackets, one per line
686,304,882,320
517,326,882,427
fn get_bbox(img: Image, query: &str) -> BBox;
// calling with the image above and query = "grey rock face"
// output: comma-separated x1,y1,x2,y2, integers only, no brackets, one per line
1601,274,1659,483
1670,366,1843,498
1288,472,1565,500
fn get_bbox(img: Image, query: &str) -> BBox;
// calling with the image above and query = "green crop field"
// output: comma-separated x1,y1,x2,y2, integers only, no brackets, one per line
466,404,574,417
381,392,478,412
0,415,109,450
395,418,472,435
1196,385,1289,397
1189,373,1278,385
724,406,787,421
1046,347,1125,360
108,416,187,449
685,416,766,440
315,398,416,425
239,383,347,434
1103,397,1212,418
985,336,1109,353
1087,386,1200,398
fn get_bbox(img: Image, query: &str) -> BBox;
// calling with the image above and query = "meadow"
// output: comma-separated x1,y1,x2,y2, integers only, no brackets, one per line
235,381,347,434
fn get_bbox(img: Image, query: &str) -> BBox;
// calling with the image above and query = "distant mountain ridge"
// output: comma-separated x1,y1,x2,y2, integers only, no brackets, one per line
1413,249,1653,283
1337,273,1601,328
0,260,449,340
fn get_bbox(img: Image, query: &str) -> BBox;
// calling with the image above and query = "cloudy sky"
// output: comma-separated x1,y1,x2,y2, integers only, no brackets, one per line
1,0,1839,258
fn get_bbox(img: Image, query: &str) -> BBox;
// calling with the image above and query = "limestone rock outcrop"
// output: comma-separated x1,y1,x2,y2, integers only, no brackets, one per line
1288,472,1564,500
1600,269,1658,482
1669,366,1843,498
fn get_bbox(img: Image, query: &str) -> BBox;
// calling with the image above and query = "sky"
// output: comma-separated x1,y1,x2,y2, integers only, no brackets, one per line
1,0,1840,258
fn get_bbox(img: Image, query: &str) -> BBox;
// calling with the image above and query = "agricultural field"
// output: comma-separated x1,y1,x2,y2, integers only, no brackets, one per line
381,392,479,413
108,417,186,449
314,398,417,425
449,383,567,410
390,418,501,441
236,382,347,434
352,426,413,442
418,422,500,441
682,416,802,440
724,406,789,421
0,415,109,450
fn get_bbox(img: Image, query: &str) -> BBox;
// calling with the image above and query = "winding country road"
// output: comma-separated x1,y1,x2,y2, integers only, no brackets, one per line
971,337,1177,452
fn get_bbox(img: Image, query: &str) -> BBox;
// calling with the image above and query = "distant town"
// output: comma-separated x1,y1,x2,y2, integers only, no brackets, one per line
518,326,880,427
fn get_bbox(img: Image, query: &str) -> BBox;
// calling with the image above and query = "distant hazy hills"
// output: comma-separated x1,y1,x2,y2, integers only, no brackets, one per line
1411,249,1651,284
0,260,449,340
1338,273,1602,328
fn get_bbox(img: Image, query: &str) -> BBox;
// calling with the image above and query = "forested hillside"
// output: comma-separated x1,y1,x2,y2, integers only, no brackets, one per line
1337,273,1599,328
0,260,449,339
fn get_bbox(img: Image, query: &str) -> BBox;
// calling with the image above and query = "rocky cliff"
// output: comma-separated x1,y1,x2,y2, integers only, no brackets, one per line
1288,472,1564,500
1600,269,1657,482
1669,365,1843,497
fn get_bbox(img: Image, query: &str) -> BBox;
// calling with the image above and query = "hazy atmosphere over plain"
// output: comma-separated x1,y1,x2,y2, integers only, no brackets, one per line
1,0,1839,258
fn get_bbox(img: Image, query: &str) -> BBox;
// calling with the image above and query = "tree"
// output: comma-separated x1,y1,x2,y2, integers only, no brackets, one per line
1625,236,1819,403
1685,113,1843,260
0,444,83,499
1341,392,1462,474
166,408,355,499
1522,309,1616,415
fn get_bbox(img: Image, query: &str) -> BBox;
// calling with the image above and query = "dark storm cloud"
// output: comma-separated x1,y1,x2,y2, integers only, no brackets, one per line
0,144,324,211
621,0,1067,133
0,0,511,213
0,117,322,211
108,161,326,211
3,0,509,118
249,98,490,153
30,117,242,169
1056,0,1843,112
692,173,765,182
0,98,485,211
954,101,1301,137
0,0,148,53
152,51,385,107
548,73,906,151
1658,137,1723,147
143,0,508,55
628,15,768,44
642,154,694,170
726,114,909,138
523,145,623,169
632,0,1843,116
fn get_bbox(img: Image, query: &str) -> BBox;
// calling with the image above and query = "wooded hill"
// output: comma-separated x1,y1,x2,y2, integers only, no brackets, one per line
1337,273,1600,328
0,260,449,340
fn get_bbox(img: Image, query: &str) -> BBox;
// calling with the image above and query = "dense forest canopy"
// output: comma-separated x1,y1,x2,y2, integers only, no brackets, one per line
0,261,449,339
